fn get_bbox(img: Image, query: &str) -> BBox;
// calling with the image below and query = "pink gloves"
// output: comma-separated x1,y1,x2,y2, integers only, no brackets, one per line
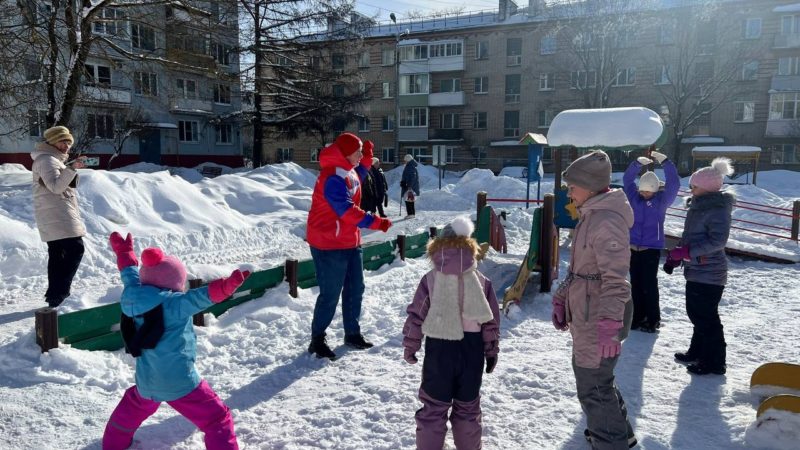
668,245,691,261
109,232,138,270
370,216,392,232
208,269,251,303
551,295,568,331
404,347,418,364
597,319,623,358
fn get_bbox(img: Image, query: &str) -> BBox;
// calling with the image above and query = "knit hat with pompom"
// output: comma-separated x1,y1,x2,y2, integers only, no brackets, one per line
139,248,187,292
689,157,734,192
440,216,474,239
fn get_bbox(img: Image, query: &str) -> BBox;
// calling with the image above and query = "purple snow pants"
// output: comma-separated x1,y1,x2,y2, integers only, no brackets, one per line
102,380,238,450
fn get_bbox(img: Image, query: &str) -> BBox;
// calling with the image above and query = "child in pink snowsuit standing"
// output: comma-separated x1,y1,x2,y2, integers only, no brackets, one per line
103,232,249,450
403,216,500,450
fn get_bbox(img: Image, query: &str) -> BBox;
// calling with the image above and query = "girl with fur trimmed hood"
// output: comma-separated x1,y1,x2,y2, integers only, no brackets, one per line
403,216,500,450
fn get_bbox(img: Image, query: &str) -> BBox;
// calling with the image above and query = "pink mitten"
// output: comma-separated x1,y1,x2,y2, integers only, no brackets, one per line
597,319,623,358
208,269,251,303
668,245,691,261
404,347,418,364
551,296,568,331
109,232,138,270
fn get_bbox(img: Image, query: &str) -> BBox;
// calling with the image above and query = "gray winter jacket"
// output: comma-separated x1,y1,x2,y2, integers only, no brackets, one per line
680,191,734,286
30,142,86,242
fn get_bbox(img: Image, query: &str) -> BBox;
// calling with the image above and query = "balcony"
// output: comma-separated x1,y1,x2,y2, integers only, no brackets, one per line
398,127,429,142
399,56,464,74
166,48,217,70
81,85,131,105
171,98,214,114
774,33,800,49
430,129,463,140
507,55,522,67
429,91,465,106
771,75,800,91
765,119,800,138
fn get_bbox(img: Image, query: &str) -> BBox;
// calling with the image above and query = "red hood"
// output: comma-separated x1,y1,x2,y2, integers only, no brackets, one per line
319,144,355,171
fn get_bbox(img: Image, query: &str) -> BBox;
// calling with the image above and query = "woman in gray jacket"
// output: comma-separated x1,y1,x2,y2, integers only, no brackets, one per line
667,157,734,376
31,126,87,307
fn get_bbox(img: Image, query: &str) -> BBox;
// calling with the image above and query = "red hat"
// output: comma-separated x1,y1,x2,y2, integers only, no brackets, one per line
140,248,187,292
334,133,362,157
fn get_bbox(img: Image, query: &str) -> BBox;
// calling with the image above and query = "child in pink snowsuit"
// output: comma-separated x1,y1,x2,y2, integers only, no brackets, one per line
103,232,249,450
403,216,500,450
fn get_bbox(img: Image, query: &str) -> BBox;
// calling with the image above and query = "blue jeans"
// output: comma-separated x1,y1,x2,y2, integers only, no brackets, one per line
310,247,364,337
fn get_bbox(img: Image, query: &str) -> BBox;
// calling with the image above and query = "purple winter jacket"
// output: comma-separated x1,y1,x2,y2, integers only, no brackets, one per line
623,159,680,249
403,248,500,358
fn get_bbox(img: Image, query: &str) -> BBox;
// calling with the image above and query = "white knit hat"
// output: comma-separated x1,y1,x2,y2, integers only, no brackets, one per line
638,171,661,193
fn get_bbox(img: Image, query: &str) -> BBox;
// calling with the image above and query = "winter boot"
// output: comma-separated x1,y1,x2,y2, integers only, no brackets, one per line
584,428,638,448
451,396,482,450
308,335,336,360
687,363,726,375
674,352,697,364
344,334,373,350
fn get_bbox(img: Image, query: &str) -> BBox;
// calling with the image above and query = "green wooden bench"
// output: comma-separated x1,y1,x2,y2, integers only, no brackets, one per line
403,231,431,259
362,241,396,271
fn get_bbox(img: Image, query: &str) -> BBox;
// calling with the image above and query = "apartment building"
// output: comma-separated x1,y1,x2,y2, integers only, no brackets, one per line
265,0,800,176
0,1,244,169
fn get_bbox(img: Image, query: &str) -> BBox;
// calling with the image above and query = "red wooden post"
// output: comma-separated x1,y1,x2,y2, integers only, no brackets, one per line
540,193,556,293
397,235,407,261
35,307,58,353
792,200,800,241
189,279,205,326
286,259,298,298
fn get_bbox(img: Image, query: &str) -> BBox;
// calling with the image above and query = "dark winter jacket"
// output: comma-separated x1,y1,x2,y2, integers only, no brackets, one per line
680,191,735,286
401,160,420,198
623,160,680,249
371,166,388,202
359,169,378,213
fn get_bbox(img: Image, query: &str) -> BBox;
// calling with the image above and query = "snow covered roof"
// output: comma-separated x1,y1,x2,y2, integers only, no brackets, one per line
519,133,547,145
546,107,666,151
681,136,725,144
692,146,761,155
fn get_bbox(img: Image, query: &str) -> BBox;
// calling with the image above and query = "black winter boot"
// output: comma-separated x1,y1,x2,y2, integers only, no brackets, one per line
308,335,336,360
344,334,373,350
674,352,697,364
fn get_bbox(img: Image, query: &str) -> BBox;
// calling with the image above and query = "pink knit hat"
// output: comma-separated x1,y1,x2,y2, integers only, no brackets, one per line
140,248,187,292
689,157,734,192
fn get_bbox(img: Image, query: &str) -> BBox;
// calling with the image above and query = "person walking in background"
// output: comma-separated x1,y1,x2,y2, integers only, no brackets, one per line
551,150,637,449
103,232,249,450
306,133,392,360
400,154,420,218
371,157,389,218
668,158,735,376
622,150,679,333
403,216,500,450
359,160,378,215
31,126,87,308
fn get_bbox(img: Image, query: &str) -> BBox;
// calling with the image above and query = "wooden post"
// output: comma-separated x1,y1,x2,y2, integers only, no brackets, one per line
476,191,487,223
792,200,800,241
35,307,58,353
286,258,298,298
189,279,205,326
752,156,758,186
553,147,562,192
540,194,556,293
397,234,407,261
429,227,437,238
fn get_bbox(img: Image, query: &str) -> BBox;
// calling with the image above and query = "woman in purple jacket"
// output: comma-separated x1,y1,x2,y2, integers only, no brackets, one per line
403,216,500,450
622,151,679,333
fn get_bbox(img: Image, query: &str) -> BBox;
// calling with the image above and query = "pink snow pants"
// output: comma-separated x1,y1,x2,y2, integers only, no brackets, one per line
102,380,238,450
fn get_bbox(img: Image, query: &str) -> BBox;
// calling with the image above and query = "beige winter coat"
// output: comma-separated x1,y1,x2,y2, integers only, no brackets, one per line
556,189,634,369
30,142,86,242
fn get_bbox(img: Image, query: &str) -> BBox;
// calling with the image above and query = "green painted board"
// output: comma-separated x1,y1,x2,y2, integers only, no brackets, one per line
475,206,491,244
69,330,124,352
58,303,121,339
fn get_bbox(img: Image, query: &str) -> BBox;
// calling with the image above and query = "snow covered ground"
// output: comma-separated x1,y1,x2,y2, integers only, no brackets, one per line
0,161,798,449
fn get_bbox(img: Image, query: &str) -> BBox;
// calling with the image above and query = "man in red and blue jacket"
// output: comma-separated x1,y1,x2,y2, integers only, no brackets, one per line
306,132,392,360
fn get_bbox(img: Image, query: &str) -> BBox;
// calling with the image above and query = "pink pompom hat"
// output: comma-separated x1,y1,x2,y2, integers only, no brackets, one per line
139,248,187,292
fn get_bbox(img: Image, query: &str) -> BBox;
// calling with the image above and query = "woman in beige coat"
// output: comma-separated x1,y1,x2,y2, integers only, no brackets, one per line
551,150,637,450
31,126,87,307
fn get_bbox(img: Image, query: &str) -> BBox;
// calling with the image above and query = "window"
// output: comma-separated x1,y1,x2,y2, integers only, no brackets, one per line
474,76,488,94
473,112,487,129
743,18,762,39
778,57,800,76
276,148,293,162
382,82,394,99
697,21,717,48
742,61,759,81
381,48,395,65
28,110,47,137
654,65,671,85
134,72,157,96
616,29,636,48
439,113,459,129
538,109,554,128
308,55,321,68
570,70,596,89
332,53,345,70
695,61,714,83
429,42,462,58
358,83,368,96
573,32,594,51
781,15,800,35
612,67,636,86
178,120,199,142
87,114,114,139
506,38,522,66
358,117,370,132
310,148,321,163
440,78,461,93
358,51,370,68
408,147,432,164
734,101,755,123
214,84,231,104
382,147,396,163
400,107,428,127
505,74,521,103
84,64,111,86
25,61,41,81
332,84,345,97
215,124,233,144
93,8,122,35
540,33,556,55
382,115,395,131
211,42,232,66
539,73,554,91
772,144,800,164
131,24,156,51
176,79,197,99
504,111,520,138
399,45,428,61
400,74,429,94
475,41,489,59
659,23,675,45
770,92,800,119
